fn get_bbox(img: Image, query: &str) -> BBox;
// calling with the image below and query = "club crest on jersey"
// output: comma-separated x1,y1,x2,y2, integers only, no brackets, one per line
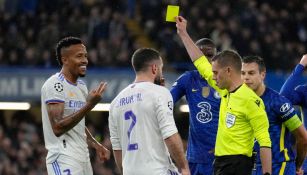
226,112,236,128
214,91,221,99
202,87,210,98
68,91,76,97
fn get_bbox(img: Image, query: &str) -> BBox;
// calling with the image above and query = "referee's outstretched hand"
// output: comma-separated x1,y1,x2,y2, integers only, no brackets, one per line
87,82,107,107
175,16,187,35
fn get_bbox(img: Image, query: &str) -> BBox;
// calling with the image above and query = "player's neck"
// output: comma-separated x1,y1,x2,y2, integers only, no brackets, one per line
255,83,266,96
61,68,78,84
135,74,154,84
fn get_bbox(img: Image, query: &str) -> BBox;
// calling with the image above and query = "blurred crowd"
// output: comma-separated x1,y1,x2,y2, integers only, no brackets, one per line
141,0,307,71
0,111,119,175
0,0,306,71
0,0,134,68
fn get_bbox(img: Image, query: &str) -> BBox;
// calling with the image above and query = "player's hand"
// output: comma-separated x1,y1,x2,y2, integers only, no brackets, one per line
175,16,188,36
299,54,307,68
296,168,304,175
96,143,111,162
87,82,107,107
181,168,190,175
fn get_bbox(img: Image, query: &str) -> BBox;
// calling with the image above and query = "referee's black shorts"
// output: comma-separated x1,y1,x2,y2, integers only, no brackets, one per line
213,155,254,175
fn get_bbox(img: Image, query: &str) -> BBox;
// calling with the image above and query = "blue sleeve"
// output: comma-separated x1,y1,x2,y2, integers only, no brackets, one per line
280,64,304,105
294,85,307,106
274,96,297,122
170,72,189,103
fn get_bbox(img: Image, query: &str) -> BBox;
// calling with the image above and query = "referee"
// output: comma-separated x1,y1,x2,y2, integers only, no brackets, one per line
175,16,272,175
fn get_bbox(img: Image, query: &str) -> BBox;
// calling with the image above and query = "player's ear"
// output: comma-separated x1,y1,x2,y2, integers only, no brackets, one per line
261,70,266,80
61,56,67,65
151,64,157,74
226,67,231,74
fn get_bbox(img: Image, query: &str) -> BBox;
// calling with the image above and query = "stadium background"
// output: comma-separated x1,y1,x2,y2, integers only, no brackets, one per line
0,0,306,174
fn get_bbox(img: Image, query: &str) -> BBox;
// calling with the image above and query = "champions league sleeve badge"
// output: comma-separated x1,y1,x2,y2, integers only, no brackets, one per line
168,101,173,111
54,82,64,92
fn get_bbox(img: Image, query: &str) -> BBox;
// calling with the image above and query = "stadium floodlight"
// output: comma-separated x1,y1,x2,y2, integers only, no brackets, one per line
92,103,110,111
179,104,189,113
0,102,31,110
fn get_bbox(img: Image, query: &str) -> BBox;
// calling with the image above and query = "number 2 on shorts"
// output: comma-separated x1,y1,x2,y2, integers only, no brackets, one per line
124,110,138,151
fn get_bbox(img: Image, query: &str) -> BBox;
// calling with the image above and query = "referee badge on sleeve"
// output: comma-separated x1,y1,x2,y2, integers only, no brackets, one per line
226,112,236,128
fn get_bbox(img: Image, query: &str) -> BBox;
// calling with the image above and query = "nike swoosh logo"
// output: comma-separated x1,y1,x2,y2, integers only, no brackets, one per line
192,89,198,92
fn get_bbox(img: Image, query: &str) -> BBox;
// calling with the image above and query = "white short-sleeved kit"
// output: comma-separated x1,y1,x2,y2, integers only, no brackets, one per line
109,82,179,175
41,73,92,174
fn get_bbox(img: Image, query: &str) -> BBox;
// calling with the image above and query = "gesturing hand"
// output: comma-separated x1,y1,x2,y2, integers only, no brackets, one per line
87,82,107,107
96,143,111,162
296,168,304,175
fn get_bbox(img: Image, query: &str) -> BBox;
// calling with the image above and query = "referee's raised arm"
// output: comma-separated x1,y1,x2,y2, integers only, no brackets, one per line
175,16,205,62
175,16,221,93
175,16,272,175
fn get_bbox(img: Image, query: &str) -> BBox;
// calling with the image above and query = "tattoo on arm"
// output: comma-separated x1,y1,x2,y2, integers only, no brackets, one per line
47,103,93,137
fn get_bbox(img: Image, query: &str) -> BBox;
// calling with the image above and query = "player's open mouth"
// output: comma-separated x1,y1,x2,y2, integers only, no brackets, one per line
80,65,87,71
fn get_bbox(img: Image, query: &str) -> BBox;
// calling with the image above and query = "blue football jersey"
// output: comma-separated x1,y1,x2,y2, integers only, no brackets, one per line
254,87,297,164
293,85,307,127
170,70,220,163
280,64,307,171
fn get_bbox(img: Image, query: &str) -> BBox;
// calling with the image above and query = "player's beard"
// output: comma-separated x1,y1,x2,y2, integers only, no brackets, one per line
154,75,163,85
79,73,86,77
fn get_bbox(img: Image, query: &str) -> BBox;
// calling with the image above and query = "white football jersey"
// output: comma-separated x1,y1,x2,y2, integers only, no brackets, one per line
41,73,89,163
109,82,179,175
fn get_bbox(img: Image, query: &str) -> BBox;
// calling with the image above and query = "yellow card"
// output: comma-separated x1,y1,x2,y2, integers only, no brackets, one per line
166,5,179,22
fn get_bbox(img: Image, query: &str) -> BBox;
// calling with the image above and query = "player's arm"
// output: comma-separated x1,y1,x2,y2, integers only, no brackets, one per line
156,89,190,174
291,124,307,172
165,133,190,175
170,73,188,103
277,99,307,172
108,103,123,173
113,150,123,174
47,82,107,137
85,127,110,162
280,54,307,104
246,98,272,174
